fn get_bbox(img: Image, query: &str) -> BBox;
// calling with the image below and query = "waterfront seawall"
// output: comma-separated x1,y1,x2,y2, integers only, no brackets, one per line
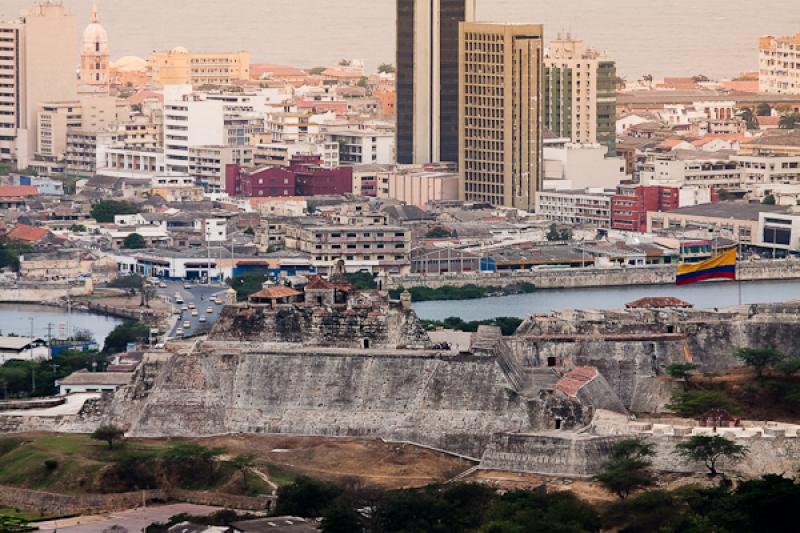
386,260,800,290
0,279,93,303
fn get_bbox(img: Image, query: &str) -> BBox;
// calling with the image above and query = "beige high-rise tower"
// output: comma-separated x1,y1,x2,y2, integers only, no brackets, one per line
458,22,544,210
79,3,110,92
0,1,77,168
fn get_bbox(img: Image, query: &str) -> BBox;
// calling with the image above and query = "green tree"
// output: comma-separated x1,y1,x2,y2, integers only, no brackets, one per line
666,389,738,418
756,103,772,116
321,503,363,533
778,112,800,129
666,362,698,390
229,268,271,301
69,224,87,232
103,320,150,354
275,476,342,517
425,226,454,239
90,200,140,223
735,347,784,378
91,424,125,450
482,490,600,533
762,194,776,205
602,490,684,533
377,63,396,74
122,233,146,249
356,76,368,88
162,443,225,489
309,67,325,75
776,357,800,376
229,454,255,490
344,271,377,290
739,107,759,130
545,223,572,242
0,242,32,272
596,439,656,499
243,227,255,236
675,435,748,477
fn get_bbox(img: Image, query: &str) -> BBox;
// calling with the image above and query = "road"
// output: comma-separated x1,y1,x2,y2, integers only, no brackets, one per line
154,280,227,339
35,503,222,533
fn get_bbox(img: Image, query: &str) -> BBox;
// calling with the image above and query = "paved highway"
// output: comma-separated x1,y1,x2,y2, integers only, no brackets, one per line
155,280,227,339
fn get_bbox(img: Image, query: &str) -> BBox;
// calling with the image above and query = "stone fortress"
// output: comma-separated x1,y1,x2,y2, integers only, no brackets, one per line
5,276,800,478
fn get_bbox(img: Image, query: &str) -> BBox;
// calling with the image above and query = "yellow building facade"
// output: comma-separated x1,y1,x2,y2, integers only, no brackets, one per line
148,48,250,87
458,22,544,210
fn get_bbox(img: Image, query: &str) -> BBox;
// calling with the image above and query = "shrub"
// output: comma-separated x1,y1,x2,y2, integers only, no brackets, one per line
666,389,738,418
43,459,58,471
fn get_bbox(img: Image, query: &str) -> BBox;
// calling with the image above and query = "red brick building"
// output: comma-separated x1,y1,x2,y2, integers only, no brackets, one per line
225,155,352,197
611,185,679,232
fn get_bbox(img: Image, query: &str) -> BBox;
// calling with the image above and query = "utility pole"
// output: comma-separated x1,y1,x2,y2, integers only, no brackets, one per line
47,322,56,375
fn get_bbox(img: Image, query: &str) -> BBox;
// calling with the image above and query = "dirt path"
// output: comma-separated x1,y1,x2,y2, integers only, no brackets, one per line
249,466,279,494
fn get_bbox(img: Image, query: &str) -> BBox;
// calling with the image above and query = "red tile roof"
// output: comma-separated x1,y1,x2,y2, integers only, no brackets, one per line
305,275,352,292
126,90,163,105
6,223,49,242
249,286,303,300
556,366,598,397
0,185,38,198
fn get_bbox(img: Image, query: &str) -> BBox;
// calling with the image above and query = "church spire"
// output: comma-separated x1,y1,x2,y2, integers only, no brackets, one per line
91,2,98,24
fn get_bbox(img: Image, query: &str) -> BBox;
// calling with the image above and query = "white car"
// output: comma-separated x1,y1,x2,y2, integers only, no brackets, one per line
175,328,184,336
199,316,207,323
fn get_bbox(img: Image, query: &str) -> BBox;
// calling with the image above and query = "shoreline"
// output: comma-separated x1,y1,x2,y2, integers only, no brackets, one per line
390,260,800,292
413,278,800,321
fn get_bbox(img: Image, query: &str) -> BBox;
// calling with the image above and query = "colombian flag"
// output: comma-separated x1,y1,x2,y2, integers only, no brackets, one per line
676,248,737,286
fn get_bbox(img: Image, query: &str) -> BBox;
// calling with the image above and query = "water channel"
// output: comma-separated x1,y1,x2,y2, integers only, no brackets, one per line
413,279,800,321
0,304,123,346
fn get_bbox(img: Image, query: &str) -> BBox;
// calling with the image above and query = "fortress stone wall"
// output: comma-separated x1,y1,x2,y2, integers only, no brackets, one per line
113,343,590,458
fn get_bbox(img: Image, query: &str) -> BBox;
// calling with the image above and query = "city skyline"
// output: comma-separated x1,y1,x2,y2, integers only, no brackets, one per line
3,0,798,79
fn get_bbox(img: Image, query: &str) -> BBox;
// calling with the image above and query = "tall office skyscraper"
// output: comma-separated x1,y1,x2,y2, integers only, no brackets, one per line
396,0,476,165
459,22,544,211
0,1,77,168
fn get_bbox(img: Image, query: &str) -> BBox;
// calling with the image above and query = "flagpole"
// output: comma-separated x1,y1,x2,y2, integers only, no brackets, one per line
737,238,742,306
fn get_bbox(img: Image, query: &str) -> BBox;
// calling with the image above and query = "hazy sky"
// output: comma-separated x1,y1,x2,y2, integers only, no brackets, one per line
3,0,799,78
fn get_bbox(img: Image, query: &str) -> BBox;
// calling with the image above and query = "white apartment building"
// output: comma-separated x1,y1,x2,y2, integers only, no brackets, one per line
0,1,78,168
326,126,394,165
759,34,800,95
65,129,115,176
98,146,164,179
543,143,626,190
252,139,339,168
189,145,253,191
639,152,741,190
758,211,800,253
658,101,736,127
535,189,613,228
163,85,263,174
732,154,800,188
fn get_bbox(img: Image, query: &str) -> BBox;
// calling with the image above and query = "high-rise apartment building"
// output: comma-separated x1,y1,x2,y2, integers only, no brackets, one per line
396,0,476,165
759,34,800,95
458,22,544,210
0,1,78,168
163,86,263,174
544,35,616,154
